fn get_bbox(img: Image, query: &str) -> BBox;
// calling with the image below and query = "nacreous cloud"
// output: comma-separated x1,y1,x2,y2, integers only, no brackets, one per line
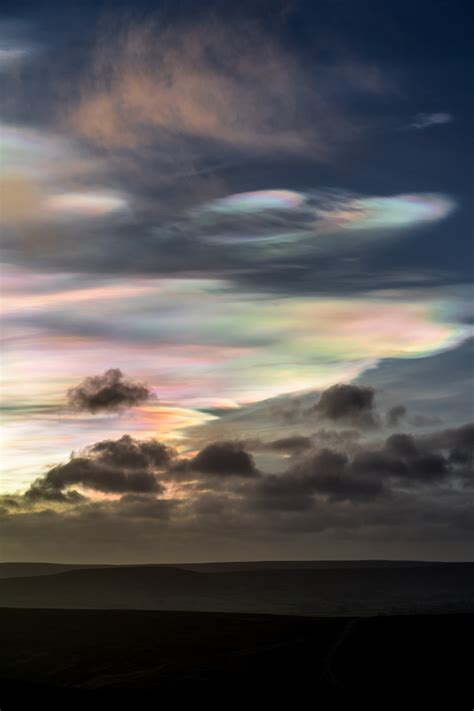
3,270,471,408
0,123,129,240
190,189,455,251
45,191,128,218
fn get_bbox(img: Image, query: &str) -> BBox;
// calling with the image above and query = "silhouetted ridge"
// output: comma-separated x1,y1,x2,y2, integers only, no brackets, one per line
1,563,472,615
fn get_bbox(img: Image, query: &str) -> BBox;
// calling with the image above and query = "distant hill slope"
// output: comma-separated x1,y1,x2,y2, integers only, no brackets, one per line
0,558,453,580
177,559,451,573
0,562,114,579
0,563,473,616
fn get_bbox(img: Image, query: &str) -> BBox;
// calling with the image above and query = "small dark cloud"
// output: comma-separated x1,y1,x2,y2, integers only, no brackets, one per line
66,368,153,413
313,383,378,428
191,441,258,478
266,436,314,453
386,405,407,427
409,413,443,428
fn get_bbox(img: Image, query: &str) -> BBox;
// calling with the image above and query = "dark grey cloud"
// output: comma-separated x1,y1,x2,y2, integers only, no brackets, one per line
313,384,378,428
113,494,177,519
356,427,472,484
256,449,385,510
67,368,153,413
421,423,474,454
384,433,419,460
386,405,407,427
244,435,314,453
3,421,473,561
409,414,443,427
87,435,172,470
190,441,258,478
25,485,87,505
267,436,314,453
25,458,163,500
24,435,173,501
252,422,474,512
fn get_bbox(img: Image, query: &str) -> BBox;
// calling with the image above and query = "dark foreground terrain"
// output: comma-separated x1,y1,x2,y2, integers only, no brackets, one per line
0,608,472,709
1,562,473,616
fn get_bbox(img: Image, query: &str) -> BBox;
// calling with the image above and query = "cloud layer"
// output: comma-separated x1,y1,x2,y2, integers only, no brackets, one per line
66,17,386,160
2,381,472,560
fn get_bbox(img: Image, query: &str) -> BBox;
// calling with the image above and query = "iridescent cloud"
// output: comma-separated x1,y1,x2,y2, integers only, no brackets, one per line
190,189,456,250
201,190,305,215
1,266,470,452
315,193,455,233
0,124,80,179
45,191,128,218
0,123,127,227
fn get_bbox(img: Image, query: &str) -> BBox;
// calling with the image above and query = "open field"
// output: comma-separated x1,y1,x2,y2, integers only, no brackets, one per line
1,608,472,708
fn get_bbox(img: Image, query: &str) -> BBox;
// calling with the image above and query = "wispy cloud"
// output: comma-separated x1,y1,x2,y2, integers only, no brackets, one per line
409,112,453,130
0,21,38,70
66,16,389,165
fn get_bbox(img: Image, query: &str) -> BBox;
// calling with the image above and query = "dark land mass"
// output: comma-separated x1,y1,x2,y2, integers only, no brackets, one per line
0,563,473,616
0,559,452,579
0,608,472,709
0,562,114,579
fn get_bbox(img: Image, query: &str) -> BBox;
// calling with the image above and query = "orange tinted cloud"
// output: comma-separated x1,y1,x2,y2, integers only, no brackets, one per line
67,18,385,155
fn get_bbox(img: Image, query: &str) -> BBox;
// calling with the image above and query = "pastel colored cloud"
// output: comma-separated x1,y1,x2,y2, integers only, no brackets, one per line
0,124,126,229
202,190,306,215
314,193,455,232
2,262,468,494
65,17,388,162
0,124,80,179
189,189,455,250
45,191,128,218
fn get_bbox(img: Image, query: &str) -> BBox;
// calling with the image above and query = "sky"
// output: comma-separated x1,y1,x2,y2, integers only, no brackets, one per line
0,0,473,562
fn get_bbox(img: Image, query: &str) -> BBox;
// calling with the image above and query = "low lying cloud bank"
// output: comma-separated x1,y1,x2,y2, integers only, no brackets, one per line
2,384,473,558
